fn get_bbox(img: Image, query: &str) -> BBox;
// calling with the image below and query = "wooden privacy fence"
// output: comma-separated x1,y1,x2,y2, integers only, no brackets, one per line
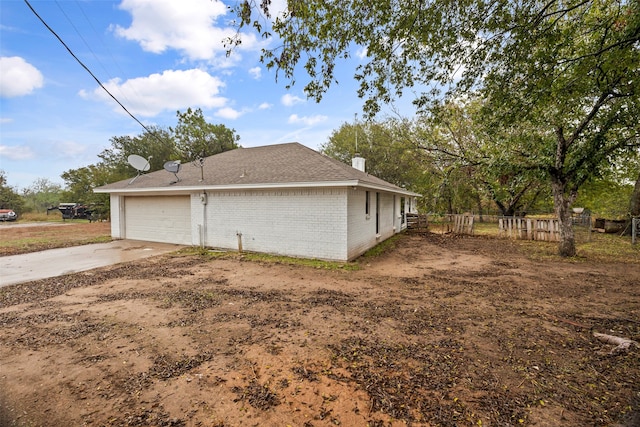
406,213,428,231
433,214,475,235
499,217,561,242
452,214,474,235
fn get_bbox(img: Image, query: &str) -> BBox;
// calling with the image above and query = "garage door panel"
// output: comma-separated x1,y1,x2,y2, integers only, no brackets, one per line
124,196,191,245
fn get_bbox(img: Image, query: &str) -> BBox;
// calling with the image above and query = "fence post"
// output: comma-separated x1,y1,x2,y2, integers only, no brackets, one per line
633,218,639,245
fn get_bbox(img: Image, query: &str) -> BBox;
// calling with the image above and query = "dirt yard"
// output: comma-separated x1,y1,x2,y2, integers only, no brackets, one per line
0,222,111,256
1,231,639,426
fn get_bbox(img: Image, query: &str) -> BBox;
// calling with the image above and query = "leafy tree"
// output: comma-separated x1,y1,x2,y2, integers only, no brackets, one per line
413,102,551,217
321,119,440,211
98,126,177,178
60,109,240,209
321,120,422,188
575,148,640,220
21,178,63,213
60,164,111,217
171,108,240,162
575,179,634,219
0,171,26,216
233,0,640,256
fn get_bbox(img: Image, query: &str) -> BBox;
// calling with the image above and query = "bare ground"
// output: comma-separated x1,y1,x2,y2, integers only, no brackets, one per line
0,222,111,256
1,232,639,426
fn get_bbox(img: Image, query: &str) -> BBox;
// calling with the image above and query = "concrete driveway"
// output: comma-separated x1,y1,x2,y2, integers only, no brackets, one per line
0,240,184,288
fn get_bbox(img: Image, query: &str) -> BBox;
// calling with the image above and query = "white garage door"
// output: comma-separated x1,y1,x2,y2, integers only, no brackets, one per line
124,196,191,245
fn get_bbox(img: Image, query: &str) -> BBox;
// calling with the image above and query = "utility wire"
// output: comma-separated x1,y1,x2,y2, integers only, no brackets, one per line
55,0,124,102
24,0,165,145
73,0,144,107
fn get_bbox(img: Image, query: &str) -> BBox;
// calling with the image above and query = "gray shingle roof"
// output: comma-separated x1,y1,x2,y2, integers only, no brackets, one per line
95,142,418,195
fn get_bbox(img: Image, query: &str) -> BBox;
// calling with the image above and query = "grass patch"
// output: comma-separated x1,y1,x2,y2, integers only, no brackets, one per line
177,247,360,271
0,222,111,256
433,219,638,263
361,233,404,258
0,235,112,256
17,212,66,222
472,221,499,236
516,232,640,263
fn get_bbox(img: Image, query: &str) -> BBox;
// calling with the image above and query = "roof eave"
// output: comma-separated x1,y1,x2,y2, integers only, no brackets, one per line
94,180,421,197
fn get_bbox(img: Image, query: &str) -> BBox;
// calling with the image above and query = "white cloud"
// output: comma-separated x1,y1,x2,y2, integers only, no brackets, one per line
248,67,262,79
288,114,328,126
0,144,35,160
258,102,272,110
0,117,13,124
52,140,87,158
81,68,227,117
215,107,244,120
281,93,305,106
356,47,368,60
113,0,260,62
0,57,43,98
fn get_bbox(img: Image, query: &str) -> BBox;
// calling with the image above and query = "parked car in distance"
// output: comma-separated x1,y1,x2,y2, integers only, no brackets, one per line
0,209,17,221
47,203,93,220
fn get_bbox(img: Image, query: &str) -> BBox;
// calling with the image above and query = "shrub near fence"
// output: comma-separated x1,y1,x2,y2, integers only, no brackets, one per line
498,217,561,242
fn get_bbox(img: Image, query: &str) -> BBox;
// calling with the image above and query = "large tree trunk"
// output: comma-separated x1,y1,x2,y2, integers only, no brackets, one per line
551,177,577,257
630,170,640,218
551,127,578,257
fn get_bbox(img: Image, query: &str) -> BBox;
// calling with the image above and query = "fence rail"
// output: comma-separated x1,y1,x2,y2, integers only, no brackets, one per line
406,213,429,231
453,214,474,235
424,214,596,243
498,217,561,242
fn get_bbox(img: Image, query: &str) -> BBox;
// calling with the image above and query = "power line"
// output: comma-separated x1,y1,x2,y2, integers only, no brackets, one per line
72,0,144,107
23,0,165,145
55,0,123,101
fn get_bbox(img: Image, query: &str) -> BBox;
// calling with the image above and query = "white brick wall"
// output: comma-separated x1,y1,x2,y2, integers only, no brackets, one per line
346,189,401,260
109,188,407,261
191,188,349,260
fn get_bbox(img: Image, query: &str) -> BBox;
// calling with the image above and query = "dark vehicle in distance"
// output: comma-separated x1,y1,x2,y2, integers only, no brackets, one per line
48,203,93,220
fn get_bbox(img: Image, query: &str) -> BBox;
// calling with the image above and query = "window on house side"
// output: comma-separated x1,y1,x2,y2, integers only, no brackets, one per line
376,192,380,234
365,191,370,215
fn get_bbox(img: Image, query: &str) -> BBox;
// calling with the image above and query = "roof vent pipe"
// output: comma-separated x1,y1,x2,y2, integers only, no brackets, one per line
352,154,365,172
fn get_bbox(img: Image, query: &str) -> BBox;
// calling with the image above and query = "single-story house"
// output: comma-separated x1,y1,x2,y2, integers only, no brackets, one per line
94,142,420,261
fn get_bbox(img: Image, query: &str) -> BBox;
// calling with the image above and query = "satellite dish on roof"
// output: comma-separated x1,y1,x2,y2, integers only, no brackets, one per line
163,160,181,173
127,154,152,184
128,154,151,172
164,160,181,184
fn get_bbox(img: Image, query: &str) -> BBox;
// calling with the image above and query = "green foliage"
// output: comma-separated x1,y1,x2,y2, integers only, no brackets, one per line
180,247,360,270
0,170,26,215
60,164,111,217
99,126,177,177
322,120,431,187
171,108,240,162
233,0,640,256
361,233,403,258
575,179,634,219
21,178,63,213
60,108,241,212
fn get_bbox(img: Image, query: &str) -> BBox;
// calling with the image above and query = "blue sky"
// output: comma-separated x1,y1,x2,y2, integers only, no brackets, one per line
1,0,416,190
